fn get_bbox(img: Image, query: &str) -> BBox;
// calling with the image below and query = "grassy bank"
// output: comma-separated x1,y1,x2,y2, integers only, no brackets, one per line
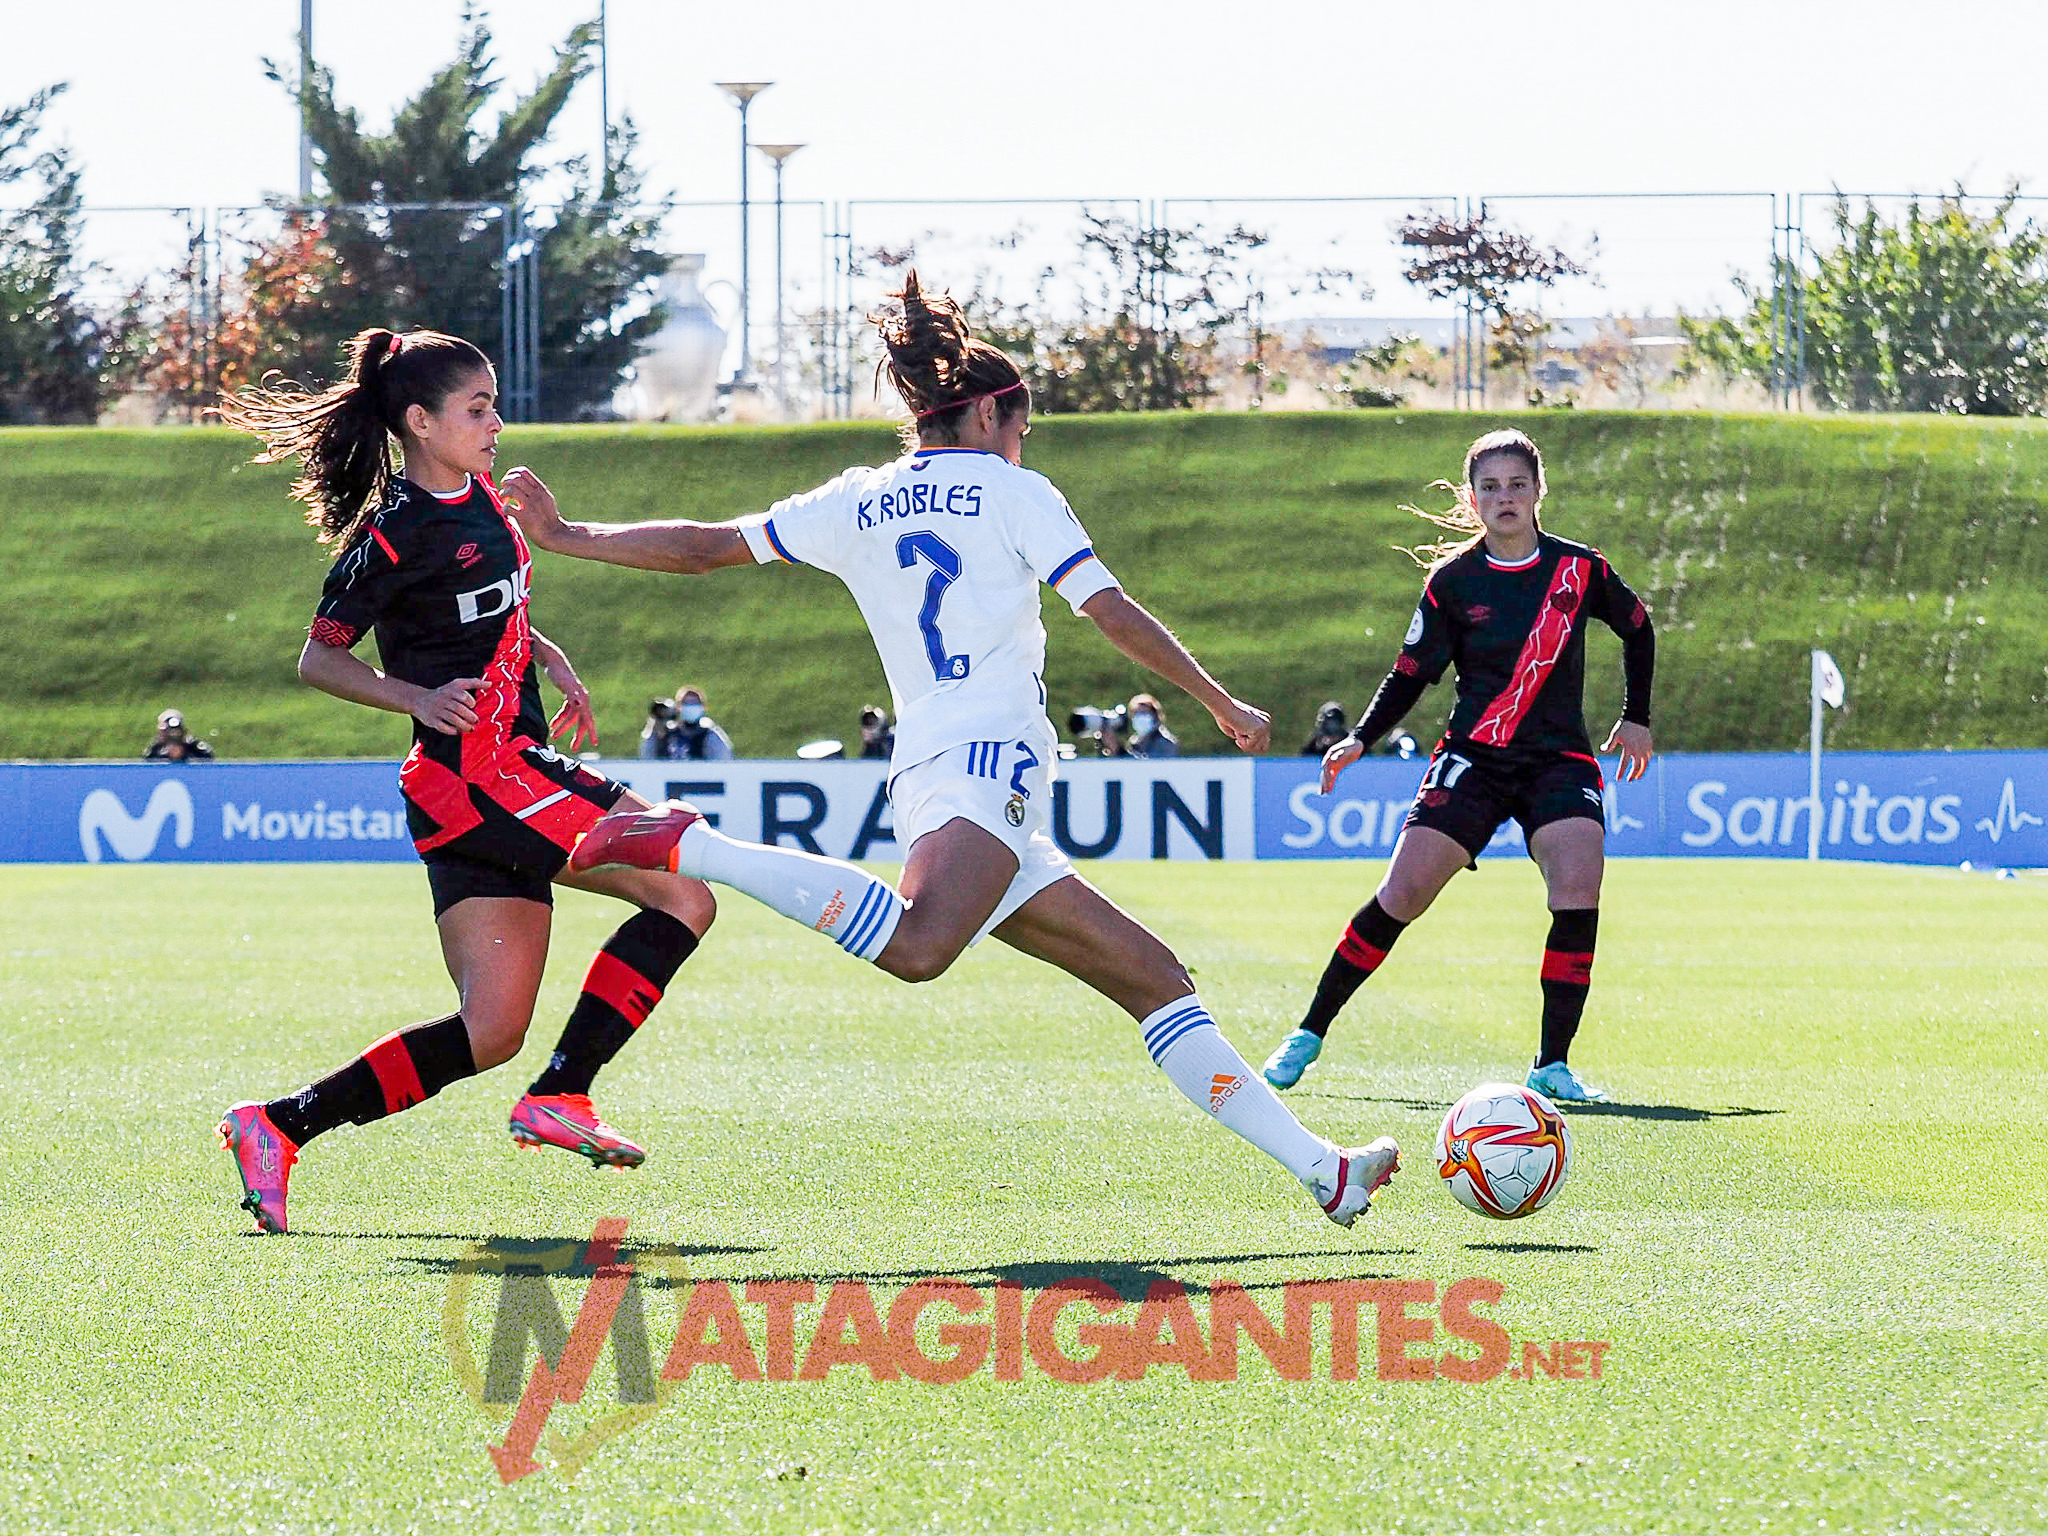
1,411,2042,759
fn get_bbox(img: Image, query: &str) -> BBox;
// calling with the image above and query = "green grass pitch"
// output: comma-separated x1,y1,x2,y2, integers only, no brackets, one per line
2,856,2042,1533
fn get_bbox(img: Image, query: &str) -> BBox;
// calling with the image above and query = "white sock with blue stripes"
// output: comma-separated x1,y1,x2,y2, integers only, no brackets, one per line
675,823,903,963
1139,994,1337,1187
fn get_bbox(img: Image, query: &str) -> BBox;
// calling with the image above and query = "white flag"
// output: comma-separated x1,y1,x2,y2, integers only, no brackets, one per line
1813,650,1846,709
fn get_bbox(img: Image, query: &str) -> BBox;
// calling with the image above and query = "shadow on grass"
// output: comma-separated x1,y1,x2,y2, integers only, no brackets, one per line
1306,1093,1782,1123
1557,1102,1782,1122
392,1237,772,1280
685,1251,1423,1302
1465,1242,1600,1255
390,1239,1422,1301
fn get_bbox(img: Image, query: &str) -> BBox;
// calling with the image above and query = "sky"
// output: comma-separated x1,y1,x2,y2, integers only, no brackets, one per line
5,0,2042,321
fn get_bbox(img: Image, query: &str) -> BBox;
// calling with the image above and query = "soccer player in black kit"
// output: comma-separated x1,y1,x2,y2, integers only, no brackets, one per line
212,328,718,1233
1261,429,1655,1103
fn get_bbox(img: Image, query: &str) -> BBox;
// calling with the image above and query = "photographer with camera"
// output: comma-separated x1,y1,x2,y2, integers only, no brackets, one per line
144,708,215,762
1303,700,1351,757
1125,693,1179,758
638,685,735,760
858,705,894,760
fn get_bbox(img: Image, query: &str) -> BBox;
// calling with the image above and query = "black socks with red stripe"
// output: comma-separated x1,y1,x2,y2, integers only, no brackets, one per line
1536,907,1598,1067
1298,897,1410,1038
528,910,700,1099
264,1012,477,1147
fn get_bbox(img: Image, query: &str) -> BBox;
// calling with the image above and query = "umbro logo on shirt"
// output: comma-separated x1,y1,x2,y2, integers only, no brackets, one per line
456,542,485,568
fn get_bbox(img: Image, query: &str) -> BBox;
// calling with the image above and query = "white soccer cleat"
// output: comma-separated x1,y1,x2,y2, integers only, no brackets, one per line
1526,1060,1610,1103
1307,1136,1401,1227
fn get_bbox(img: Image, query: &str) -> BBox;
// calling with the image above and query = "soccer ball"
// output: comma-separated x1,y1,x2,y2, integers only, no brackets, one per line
1436,1082,1573,1219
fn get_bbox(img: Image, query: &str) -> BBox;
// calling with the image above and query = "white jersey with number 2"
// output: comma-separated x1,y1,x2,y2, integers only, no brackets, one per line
737,445,1120,774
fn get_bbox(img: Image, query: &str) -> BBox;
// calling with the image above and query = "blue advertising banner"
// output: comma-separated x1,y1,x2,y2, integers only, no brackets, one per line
0,762,415,864
3,751,2040,866
1254,750,2048,867
0,757,1256,866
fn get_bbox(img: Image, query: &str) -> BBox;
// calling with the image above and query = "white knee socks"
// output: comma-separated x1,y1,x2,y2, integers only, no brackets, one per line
1139,994,1337,1186
676,822,903,963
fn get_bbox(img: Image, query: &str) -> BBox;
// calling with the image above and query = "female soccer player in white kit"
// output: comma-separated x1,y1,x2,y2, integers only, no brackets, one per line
500,274,1400,1226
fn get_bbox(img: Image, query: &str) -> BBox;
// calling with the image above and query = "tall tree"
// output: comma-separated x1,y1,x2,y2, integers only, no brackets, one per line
281,8,665,417
0,85,105,423
1398,206,1590,387
1683,190,2048,415
968,212,1284,412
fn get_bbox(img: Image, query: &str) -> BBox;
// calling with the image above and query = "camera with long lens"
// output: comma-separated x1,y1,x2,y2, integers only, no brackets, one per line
1066,703,1129,751
648,697,680,727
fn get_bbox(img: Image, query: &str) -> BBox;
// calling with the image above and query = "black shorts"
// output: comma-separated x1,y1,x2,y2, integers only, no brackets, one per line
1403,741,1605,859
406,741,631,918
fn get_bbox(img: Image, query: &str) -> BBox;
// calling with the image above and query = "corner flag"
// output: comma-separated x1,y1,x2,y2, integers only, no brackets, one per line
1814,650,1846,709
1808,650,1846,860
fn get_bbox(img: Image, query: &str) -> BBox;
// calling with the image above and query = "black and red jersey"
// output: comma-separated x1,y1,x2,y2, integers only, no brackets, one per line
1355,532,1654,757
311,474,587,853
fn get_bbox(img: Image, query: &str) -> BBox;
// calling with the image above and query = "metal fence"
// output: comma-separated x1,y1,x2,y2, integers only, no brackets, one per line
44,188,2033,423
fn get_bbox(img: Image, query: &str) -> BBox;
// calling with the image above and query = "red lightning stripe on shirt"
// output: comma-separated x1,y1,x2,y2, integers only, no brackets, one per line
1468,556,1589,747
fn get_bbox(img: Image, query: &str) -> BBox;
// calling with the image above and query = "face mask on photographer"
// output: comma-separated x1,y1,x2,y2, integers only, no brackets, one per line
1131,711,1157,736
679,702,705,725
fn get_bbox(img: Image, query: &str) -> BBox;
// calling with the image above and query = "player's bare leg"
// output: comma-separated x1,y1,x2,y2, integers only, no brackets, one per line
1267,823,1474,1088
994,877,1400,1226
1376,824,1476,921
871,818,1017,983
1525,817,1609,1102
221,897,549,1233
510,790,718,1168
437,897,552,1069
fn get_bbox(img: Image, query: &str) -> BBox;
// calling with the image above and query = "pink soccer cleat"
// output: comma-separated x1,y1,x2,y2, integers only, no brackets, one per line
218,1101,299,1234
568,801,704,875
508,1092,647,1169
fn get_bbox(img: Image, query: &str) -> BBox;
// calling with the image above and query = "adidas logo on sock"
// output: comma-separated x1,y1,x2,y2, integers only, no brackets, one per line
1209,1073,1244,1112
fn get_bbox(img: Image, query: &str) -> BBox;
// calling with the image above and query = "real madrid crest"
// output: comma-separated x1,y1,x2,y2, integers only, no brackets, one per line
1004,794,1027,827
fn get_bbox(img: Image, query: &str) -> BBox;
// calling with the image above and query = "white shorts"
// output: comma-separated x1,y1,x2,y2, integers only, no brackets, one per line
890,732,1074,946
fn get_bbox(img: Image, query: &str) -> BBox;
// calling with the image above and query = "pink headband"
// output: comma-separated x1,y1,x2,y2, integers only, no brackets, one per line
916,379,1024,421
386,335,402,358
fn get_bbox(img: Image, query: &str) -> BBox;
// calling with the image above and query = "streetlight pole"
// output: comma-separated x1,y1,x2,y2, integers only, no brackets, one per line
598,0,609,175
755,143,803,417
715,82,772,386
297,0,314,203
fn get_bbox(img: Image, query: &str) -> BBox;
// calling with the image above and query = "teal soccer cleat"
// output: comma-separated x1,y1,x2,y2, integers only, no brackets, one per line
1261,1027,1323,1090
1526,1060,1611,1104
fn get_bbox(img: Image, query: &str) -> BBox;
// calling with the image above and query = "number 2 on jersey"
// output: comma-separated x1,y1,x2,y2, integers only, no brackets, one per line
896,531,970,681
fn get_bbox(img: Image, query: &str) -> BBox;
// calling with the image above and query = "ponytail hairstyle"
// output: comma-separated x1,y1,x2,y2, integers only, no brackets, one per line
870,271,1028,450
216,328,493,551
1400,427,1548,568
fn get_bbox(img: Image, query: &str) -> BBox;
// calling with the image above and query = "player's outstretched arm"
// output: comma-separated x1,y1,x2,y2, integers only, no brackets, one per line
1079,588,1270,753
498,466,753,575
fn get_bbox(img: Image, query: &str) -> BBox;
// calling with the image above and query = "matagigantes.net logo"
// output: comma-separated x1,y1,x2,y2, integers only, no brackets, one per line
443,1218,1611,1485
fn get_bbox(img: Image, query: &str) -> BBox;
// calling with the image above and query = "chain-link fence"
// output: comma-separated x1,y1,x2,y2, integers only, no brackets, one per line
43,188,2041,424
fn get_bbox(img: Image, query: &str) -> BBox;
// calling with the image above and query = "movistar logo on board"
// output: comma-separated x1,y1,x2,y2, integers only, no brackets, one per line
79,781,194,862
